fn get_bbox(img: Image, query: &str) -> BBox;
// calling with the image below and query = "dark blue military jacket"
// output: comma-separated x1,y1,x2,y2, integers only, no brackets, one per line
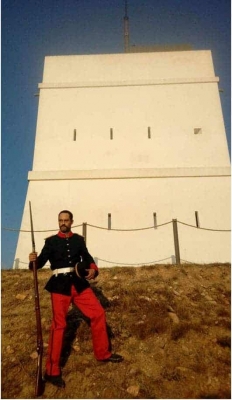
31,231,98,295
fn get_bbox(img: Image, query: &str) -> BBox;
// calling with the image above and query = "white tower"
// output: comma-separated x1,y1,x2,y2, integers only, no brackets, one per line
14,50,230,268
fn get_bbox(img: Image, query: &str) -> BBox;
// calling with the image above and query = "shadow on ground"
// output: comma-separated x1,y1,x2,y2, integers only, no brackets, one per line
60,284,114,367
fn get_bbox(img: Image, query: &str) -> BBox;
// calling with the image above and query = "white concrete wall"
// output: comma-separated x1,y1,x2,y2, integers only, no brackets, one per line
33,51,230,171
15,174,230,268
14,51,231,268
41,51,215,83
33,82,229,171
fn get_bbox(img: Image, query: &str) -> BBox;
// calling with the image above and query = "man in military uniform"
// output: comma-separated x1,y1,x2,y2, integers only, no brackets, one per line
29,210,123,388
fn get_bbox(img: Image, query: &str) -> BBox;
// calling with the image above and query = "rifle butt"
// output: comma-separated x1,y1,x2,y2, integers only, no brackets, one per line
35,348,45,397
32,262,44,396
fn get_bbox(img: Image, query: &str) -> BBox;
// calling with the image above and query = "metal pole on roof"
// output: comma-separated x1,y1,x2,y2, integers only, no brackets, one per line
124,0,130,52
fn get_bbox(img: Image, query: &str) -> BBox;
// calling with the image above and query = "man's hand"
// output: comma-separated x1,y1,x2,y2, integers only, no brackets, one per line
29,252,37,262
85,269,96,280
29,252,38,271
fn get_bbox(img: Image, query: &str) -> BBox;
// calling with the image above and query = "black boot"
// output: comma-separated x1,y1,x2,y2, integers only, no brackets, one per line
43,373,65,388
100,353,124,363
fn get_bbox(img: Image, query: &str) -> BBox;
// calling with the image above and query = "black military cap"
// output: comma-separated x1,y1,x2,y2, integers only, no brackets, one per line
74,260,89,279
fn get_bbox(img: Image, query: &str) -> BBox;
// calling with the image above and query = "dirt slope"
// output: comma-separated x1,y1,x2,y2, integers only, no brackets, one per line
1,263,231,399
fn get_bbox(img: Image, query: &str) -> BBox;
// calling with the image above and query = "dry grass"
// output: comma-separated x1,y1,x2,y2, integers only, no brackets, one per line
1,263,231,399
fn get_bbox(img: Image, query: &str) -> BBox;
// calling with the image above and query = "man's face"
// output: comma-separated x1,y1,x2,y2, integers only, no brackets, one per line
58,212,73,233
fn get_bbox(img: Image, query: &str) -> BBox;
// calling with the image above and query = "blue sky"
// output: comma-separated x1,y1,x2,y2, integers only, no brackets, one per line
2,0,231,269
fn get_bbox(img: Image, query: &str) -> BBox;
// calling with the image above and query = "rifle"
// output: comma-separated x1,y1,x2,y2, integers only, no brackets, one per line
29,201,45,397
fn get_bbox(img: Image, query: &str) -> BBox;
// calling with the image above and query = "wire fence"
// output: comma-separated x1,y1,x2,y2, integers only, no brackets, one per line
2,219,230,233
2,218,230,268
177,220,230,232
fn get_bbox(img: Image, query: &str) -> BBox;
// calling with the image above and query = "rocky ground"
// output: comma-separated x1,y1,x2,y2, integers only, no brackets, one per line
1,263,231,399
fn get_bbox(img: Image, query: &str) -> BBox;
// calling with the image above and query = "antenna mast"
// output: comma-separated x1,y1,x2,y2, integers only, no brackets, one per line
124,0,129,52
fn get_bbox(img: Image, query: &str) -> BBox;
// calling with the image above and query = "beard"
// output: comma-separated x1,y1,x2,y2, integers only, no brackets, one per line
60,225,70,232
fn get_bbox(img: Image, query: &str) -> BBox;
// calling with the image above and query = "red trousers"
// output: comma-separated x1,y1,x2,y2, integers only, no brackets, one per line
45,285,111,376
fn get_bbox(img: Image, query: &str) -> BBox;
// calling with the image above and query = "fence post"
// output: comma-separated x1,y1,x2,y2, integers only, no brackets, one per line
82,222,87,243
172,219,181,264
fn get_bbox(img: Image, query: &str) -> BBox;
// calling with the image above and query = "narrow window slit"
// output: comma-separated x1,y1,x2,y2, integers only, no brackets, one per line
195,211,200,228
108,213,111,230
153,212,157,229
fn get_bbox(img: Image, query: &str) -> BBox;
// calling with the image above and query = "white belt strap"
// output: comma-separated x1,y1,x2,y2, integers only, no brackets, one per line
52,267,74,277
